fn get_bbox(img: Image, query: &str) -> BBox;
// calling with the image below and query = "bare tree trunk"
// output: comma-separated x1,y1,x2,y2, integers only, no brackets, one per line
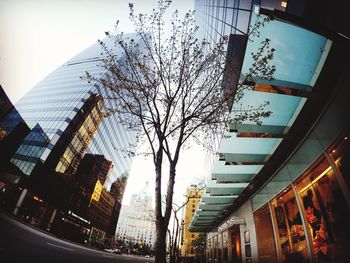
167,228,172,255
170,214,176,263
169,211,179,263
155,222,167,263
155,161,177,263
154,149,168,263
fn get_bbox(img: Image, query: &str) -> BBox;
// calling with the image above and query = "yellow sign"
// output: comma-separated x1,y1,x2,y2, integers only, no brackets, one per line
91,180,103,202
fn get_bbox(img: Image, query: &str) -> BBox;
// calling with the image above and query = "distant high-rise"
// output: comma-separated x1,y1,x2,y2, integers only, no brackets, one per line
180,186,203,258
108,172,128,236
116,183,156,248
0,85,30,176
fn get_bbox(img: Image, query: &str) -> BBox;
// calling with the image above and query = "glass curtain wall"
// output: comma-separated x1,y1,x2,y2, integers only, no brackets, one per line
270,186,309,262
295,151,350,262
254,204,278,263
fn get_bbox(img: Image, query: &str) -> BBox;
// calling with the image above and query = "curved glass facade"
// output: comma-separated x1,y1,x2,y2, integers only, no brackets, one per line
0,34,140,188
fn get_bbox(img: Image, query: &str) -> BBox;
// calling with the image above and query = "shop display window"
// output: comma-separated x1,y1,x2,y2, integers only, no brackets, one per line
217,233,223,263
214,235,219,263
254,205,278,263
271,186,309,263
327,129,350,189
296,156,350,262
222,231,228,263
207,237,213,263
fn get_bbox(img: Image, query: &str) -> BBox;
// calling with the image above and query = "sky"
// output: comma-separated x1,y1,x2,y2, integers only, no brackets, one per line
0,0,209,207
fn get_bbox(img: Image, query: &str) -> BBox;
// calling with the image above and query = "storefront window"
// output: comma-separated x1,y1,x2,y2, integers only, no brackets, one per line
296,156,350,262
214,235,218,262
254,204,278,263
271,186,309,263
222,231,228,263
327,130,350,189
208,237,213,263
217,233,223,263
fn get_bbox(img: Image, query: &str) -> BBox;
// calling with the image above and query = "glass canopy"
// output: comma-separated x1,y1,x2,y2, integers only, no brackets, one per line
189,8,332,232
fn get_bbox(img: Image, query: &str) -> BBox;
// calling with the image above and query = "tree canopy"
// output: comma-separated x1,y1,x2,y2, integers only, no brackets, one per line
83,1,275,262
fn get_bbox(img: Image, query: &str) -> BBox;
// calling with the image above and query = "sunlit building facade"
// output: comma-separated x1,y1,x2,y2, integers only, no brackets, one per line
116,185,156,248
54,154,114,244
191,1,350,262
88,187,116,246
181,186,203,258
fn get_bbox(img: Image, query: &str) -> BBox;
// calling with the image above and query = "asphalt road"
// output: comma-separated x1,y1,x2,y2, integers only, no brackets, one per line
0,211,154,263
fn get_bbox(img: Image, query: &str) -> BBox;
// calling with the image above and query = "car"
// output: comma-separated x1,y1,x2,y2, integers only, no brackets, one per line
113,248,122,254
145,255,150,258
104,248,114,253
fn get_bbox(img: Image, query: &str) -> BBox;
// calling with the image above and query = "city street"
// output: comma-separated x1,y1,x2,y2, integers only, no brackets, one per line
0,212,154,263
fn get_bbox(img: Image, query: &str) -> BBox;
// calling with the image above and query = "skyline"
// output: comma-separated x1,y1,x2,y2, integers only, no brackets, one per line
0,0,206,207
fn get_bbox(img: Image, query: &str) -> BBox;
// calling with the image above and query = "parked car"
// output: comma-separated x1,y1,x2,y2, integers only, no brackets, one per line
104,248,114,253
113,248,122,254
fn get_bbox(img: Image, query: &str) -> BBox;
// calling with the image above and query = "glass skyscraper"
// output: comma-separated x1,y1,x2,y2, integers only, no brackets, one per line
0,34,140,189
194,0,293,54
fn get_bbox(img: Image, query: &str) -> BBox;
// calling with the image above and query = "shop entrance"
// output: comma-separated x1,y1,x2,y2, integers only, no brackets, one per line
228,225,241,263
254,204,278,263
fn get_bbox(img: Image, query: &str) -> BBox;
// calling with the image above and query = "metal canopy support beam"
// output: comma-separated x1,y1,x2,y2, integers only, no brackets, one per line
228,123,288,134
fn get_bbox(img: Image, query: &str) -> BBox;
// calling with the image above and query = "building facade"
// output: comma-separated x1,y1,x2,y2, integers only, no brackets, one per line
0,34,139,188
181,186,203,258
53,153,114,244
116,186,156,248
88,187,116,246
108,172,128,237
0,34,141,232
191,1,350,263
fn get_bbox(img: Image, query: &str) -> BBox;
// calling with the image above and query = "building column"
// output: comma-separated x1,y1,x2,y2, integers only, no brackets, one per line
46,208,57,232
13,188,27,216
291,184,314,263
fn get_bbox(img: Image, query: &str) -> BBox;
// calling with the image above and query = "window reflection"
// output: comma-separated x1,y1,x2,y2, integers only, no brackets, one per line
296,155,350,262
271,186,309,263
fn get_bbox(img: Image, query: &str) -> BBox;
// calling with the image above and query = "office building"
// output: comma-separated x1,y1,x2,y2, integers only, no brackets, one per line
88,187,116,246
116,183,156,248
0,34,140,188
0,85,30,175
53,154,113,244
190,1,350,262
108,172,128,237
0,34,141,231
181,186,203,258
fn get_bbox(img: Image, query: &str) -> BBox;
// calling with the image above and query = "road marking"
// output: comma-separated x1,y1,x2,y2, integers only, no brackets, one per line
46,242,75,251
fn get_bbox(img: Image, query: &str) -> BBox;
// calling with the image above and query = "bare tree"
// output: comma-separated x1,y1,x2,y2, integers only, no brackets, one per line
83,1,275,262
